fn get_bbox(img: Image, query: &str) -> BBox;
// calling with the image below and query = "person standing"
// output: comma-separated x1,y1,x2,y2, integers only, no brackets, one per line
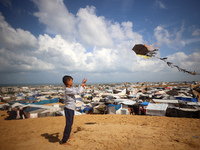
61,75,87,145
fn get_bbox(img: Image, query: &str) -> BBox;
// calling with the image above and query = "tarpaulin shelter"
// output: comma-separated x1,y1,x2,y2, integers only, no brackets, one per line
175,97,198,102
146,103,168,116
141,101,149,106
107,104,121,114
152,99,179,104
120,100,136,106
166,107,200,118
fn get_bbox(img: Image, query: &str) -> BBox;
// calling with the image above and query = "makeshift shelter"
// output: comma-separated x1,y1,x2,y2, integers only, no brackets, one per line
141,101,149,106
121,108,129,115
166,107,200,118
175,96,198,102
107,104,121,114
24,107,46,118
11,102,25,108
155,91,166,95
152,99,179,104
120,100,136,106
146,103,168,116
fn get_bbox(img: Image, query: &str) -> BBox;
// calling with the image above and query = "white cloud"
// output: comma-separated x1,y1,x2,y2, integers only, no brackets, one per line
77,6,113,48
154,24,186,48
192,29,200,36
154,24,200,48
32,0,76,38
0,48,54,73
155,0,167,9
0,1,200,84
166,52,200,73
0,13,38,51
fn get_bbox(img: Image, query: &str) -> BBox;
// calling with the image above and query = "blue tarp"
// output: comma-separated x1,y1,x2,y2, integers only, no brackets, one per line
141,101,149,106
175,97,198,102
84,107,92,111
108,104,121,111
76,98,83,101
22,98,59,105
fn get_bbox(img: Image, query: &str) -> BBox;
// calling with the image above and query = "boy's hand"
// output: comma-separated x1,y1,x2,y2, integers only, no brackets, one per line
81,78,87,87
82,78,87,83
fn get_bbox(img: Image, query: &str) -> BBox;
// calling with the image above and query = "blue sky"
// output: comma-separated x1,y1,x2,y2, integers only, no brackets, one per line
0,0,200,85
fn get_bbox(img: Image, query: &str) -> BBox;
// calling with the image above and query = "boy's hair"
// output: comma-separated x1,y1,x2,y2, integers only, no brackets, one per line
62,75,73,85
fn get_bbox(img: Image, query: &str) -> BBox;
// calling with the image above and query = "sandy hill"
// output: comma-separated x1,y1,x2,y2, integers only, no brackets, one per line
0,111,200,150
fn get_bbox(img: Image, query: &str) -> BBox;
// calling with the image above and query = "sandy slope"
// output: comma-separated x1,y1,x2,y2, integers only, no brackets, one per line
0,111,200,150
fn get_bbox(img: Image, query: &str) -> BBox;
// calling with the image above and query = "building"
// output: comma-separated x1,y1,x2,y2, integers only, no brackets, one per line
0,86,19,93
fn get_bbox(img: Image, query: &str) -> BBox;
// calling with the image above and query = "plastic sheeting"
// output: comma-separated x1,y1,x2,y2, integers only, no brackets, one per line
152,99,179,104
146,103,168,116
175,97,198,102
120,100,136,106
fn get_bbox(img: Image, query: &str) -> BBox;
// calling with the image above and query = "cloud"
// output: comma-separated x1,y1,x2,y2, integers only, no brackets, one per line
155,0,167,9
32,0,76,38
77,6,113,48
0,13,38,51
154,23,186,48
0,1,200,84
166,52,200,73
154,24,200,48
0,47,54,73
192,29,200,36
0,0,11,6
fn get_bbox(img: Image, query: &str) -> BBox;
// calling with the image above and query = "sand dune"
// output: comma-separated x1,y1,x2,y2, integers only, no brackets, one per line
0,111,200,150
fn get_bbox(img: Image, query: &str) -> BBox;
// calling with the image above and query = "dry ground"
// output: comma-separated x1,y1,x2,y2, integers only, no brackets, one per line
0,110,200,150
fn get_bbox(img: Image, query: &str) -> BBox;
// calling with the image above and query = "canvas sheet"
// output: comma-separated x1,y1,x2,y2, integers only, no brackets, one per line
146,103,168,116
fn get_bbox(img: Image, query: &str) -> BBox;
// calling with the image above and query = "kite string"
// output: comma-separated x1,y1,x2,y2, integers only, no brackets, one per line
87,73,98,79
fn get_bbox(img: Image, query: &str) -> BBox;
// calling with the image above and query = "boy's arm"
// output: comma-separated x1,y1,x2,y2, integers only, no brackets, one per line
65,86,83,95
66,78,87,95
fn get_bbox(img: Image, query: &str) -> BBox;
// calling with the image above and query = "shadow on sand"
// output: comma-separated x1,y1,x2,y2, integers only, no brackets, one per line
41,132,61,143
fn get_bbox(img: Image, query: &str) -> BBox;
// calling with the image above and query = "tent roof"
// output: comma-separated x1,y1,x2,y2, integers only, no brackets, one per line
141,101,149,105
120,100,136,106
152,99,179,104
146,103,168,111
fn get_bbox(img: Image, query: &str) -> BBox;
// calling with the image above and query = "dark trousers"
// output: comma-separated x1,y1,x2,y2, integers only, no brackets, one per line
62,108,74,143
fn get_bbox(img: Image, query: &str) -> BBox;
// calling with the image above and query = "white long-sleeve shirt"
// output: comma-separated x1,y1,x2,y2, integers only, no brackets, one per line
64,85,83,110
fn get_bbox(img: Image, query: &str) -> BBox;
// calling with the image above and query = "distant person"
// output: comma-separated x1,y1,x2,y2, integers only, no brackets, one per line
139,106,142,115
16,107,21,119
141,106,146,115
130,107,134,115
4,109,17,120
61,75,87,146
19,107,26,119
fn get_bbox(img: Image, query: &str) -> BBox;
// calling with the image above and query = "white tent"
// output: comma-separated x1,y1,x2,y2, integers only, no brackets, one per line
114,99,129,103
120,100,136,106
11,102,25,108
187,102,200,106
152,99,179,104
107,106,116,114
146,103,168,116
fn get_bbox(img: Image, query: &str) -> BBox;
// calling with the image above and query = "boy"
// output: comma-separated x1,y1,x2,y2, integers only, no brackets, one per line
61,75,87,145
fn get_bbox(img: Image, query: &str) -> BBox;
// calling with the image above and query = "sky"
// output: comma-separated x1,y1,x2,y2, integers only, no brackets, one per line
0,0,200,85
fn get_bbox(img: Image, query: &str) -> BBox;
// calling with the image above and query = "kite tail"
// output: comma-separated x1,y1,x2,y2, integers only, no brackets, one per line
154,56,200,75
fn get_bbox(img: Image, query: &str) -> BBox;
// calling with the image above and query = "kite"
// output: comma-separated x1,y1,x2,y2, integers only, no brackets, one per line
132,44,200,75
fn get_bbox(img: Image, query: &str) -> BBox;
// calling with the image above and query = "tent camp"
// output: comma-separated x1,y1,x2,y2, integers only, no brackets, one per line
146,103,168,116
